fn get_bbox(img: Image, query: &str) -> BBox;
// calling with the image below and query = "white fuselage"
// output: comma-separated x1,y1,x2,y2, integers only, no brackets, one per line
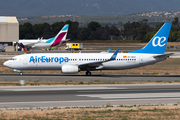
18,39,65,48
18,39,53,48
3,53,166,71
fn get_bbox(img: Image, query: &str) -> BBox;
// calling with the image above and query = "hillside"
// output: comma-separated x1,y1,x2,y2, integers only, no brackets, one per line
0,0,180,17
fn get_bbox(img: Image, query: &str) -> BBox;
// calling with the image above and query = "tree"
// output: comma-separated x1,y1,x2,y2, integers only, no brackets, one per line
172,17,179,26
32,23,45,38
41,23,53,39
87,21,101,31
19,22,33,39
143,31,156,42
51,22,65,34
109,25,120,36
77,28,90,40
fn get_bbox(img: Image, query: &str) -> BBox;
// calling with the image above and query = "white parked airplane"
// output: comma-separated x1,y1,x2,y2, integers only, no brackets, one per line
16,24,69,51
0,44,8,52
4,23,172,75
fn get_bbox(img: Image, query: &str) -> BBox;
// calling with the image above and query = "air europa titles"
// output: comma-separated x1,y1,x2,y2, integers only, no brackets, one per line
29,56,69,64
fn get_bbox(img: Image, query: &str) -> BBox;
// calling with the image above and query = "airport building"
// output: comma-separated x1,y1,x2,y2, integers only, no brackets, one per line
0,16,19,51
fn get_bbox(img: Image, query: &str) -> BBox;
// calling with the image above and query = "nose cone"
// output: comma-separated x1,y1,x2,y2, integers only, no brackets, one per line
3,61,10,68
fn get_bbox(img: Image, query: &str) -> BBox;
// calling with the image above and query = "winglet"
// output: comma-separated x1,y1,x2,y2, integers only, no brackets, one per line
110,49,119,60
107,49,111,53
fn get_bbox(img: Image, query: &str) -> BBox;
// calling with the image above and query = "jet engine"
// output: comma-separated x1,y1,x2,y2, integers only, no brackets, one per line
61,65,79,74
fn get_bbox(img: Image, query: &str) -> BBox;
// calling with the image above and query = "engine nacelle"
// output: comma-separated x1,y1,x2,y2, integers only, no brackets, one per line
61,65,79,74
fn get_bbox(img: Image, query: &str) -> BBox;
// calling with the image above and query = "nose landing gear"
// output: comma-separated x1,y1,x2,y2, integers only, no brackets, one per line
14,69,23,75
19,72,23,76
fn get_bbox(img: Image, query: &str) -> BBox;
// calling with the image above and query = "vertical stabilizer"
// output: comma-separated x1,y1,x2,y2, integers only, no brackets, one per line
45,24,69,47
129,23,172,54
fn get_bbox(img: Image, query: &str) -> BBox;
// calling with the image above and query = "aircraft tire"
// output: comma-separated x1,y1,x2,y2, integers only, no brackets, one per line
86,71,91,76
19,72,23,76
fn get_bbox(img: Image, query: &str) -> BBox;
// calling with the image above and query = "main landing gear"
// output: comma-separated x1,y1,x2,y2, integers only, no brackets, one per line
86,71,91,76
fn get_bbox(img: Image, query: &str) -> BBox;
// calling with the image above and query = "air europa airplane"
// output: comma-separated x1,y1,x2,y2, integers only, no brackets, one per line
4,23,172,76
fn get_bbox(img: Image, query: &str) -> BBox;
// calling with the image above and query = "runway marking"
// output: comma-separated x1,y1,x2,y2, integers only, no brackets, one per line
77,92,180,99
0,87,124,91
1,98,180,105
77,89,180,93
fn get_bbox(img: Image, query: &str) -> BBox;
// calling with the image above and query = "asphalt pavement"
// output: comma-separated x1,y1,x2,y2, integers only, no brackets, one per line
0,73,180,82
0,84,180,109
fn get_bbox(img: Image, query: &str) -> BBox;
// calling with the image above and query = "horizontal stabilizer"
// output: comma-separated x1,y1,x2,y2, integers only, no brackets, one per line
153,53,174,58
63,39,70,42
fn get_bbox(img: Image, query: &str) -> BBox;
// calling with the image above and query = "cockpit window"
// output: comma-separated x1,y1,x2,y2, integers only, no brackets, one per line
10,58,17,60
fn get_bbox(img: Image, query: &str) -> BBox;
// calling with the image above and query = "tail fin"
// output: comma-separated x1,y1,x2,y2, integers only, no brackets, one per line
129,23,172,54
46,24,69,47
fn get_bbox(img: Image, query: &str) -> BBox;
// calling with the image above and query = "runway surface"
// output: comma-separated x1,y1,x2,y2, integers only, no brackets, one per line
0,73,180,82
0,84,180,110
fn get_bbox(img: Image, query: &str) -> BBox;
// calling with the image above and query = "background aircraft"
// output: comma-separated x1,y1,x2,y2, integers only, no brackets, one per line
0,44,8,52
16,24,69,51
4,23,172,75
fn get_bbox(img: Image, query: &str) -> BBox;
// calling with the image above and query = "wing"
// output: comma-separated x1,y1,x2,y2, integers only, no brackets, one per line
21,42,37,47
78,49,119,70
19,39,40,47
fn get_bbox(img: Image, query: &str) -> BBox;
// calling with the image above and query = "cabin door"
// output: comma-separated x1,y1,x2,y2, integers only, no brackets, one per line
23,56,28,65
139,56,143,64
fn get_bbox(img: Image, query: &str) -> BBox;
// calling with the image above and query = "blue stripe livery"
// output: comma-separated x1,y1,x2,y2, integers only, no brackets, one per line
129,23,172,54
62,24,69,31
45,37,55,43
